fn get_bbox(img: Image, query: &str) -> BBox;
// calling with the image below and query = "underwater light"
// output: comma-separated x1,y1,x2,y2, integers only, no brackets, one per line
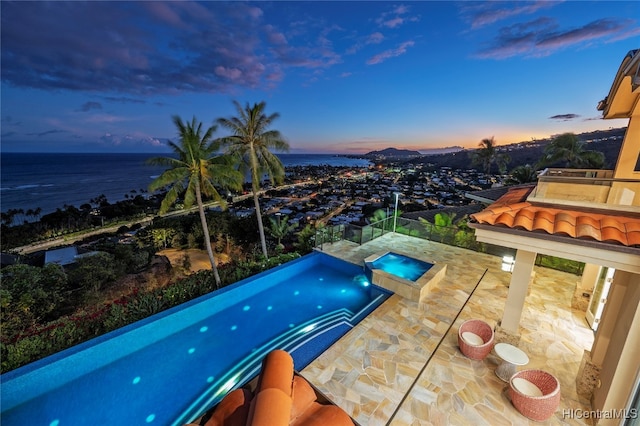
301,324,316,333
353,274,370,287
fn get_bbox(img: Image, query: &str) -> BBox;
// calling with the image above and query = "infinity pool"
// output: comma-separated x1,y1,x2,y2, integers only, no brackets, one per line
1,252,390,426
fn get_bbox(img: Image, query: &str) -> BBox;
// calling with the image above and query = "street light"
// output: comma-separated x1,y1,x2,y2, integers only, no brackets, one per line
393,192,400,232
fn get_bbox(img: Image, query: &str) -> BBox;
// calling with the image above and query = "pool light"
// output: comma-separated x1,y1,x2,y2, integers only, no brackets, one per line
301,324,316,333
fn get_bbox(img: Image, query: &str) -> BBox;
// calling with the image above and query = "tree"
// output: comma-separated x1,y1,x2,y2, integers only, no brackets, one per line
295,224,317,253
538,132,605,169
267,214,296,251
471,137,495,174
507,164,539,185
0,263,69,337
147,116,243,287
216,101,290,259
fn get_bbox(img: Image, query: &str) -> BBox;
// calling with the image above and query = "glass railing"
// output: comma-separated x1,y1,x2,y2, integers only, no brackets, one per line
314,216,584,275
529,168,640,210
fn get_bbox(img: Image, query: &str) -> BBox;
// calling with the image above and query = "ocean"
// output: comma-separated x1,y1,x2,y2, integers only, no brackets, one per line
0,153,371,218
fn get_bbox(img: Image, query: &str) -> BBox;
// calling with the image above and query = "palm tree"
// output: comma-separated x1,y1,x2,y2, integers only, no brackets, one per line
538,132,605,169
470,137,509,174
216,101,290,259
267,214,296,251
506,164,539,185
147,116,243,286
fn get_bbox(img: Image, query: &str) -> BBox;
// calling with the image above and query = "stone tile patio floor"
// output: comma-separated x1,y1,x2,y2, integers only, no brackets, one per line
300,233,594,425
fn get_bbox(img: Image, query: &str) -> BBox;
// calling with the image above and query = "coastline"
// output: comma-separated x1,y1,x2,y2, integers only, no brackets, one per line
0,153,372,219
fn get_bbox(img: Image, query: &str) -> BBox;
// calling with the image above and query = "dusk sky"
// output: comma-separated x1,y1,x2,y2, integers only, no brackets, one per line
1,1,639,154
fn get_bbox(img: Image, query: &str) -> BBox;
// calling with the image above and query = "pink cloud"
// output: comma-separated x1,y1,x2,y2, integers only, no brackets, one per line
367,41,415,65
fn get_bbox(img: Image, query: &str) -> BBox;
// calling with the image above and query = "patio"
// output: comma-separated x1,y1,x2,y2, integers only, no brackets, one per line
301,233,594,425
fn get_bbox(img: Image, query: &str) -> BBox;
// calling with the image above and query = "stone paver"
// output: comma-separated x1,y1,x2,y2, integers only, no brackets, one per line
301,233,593,425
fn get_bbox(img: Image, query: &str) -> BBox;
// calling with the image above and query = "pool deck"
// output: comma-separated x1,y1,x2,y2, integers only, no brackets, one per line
301,233,594,425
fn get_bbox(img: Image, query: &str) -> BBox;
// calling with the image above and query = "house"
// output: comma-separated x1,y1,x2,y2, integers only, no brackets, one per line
44,246,100,266
469,49,640,423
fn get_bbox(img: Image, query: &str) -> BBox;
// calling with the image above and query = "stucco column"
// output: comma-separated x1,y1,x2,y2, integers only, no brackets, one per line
592,271,640,424
573,263,600,311
500,249,537,333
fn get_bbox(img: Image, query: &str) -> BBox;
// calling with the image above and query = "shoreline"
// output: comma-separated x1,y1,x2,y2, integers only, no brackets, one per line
1,156,373,220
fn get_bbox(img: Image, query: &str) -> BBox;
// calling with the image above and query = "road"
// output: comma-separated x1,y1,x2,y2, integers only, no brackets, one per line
13,180,315,255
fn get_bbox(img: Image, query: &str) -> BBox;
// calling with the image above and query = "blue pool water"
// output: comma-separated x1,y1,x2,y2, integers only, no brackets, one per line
370,252,433,281
0,252,390,426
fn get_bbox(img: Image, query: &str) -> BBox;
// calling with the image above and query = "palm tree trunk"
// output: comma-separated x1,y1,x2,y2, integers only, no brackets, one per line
196,183,222,287
253,192,268,258
249,144,269,259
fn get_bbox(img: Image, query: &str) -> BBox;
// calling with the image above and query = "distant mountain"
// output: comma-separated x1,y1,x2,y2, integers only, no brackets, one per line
419,146,464,155
398,127,626,172
364,147,422,158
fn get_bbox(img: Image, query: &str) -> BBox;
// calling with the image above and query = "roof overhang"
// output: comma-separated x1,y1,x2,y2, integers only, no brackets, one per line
597,49,640,119
470,223,640,274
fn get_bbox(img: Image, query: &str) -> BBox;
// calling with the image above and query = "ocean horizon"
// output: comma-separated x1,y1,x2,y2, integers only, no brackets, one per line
0,153,371,218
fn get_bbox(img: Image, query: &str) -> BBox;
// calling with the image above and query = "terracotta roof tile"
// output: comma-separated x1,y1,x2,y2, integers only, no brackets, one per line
513,213,533,229
576,216,601,229
601,217,626,232
601,227,627,245
532,211,555,232
470,186,640,247
625,221,640,232
554,219,576,237
576,224,602,241
495,212,516,228
556,212,577,226
487,205,517,216
627,230,640,246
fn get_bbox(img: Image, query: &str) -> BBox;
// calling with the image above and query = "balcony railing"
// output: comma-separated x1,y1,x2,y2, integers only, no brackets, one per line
528,168,640,211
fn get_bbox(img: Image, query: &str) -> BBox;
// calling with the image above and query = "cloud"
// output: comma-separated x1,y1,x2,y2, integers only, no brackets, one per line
537,18,640,51
80,102,102,112
102,96,146,104
2,131,17,138
367,41,415,65
346,31,385,55
100,133,164,148
27,129,69,137
85,114,132,124
0,2,352,95
460,1,556,30
375,4,420,29
549,114,580,121
474,17,640,59
267,23,343,71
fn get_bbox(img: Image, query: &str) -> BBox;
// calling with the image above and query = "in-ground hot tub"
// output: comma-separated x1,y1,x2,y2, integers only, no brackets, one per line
364,251,447,302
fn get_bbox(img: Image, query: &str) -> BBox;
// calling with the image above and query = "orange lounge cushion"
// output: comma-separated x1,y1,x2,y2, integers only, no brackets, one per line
250,388,292,426
257,349,294,395
290,375,318,421
203,388,252,426
291,402,353,426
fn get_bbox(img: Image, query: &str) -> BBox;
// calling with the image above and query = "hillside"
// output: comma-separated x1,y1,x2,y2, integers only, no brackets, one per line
364,147,422,158
401,128,626,173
